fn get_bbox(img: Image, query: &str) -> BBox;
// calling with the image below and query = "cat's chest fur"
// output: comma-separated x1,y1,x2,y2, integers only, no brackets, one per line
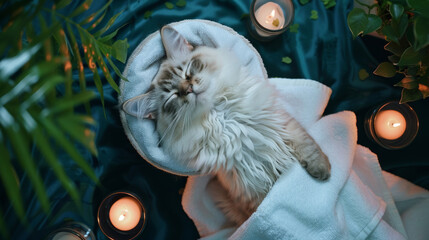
166,73,297,206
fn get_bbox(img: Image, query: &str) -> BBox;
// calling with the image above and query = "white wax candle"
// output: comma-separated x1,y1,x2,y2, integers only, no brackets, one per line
374,110,407,140
255,2,285,30
109,196,142,231
52,232,81,240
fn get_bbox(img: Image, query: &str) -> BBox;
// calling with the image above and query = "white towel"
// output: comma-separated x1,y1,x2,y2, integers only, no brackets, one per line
182,78,429,240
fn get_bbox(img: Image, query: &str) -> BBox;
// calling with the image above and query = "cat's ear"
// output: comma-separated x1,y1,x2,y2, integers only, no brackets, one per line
122,87,157,119
161,25,193,61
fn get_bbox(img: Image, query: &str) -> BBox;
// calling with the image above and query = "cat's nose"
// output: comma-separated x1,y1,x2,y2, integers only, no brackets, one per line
179,82,193,96
186,84,193,94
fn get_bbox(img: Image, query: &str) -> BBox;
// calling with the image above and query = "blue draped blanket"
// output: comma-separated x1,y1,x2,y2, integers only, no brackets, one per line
7,0,428,239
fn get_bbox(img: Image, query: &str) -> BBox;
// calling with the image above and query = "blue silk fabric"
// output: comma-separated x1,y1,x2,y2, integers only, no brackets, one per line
6,0,428,239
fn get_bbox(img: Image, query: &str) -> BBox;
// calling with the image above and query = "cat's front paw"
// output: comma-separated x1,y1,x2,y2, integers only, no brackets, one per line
302,152,331,181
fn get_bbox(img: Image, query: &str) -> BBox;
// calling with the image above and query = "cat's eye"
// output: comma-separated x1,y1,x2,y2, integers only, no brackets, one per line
177,66,183,71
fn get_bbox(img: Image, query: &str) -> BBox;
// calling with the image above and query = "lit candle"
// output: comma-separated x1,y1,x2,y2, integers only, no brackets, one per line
109,196,142,231
374,110,407,140
255,2,285,30
52,232,81,240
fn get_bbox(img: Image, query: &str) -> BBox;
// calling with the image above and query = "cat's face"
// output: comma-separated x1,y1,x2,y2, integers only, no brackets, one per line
153,51,216,120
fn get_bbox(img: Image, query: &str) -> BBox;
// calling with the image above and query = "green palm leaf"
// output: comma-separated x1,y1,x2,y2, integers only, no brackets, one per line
0,0,128,236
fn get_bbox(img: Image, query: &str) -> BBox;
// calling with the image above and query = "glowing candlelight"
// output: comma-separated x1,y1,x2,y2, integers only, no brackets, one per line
109,197,142,231
374,110,407,140
255,2,285,30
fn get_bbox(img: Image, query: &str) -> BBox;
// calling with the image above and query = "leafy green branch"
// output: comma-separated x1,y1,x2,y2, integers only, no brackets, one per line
0,0,129,238
347,0,429,103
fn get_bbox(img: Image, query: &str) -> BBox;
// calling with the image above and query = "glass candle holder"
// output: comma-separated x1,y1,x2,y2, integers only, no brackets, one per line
248,0,294,41
365,101,419,150
46,222,95,240
97,191,146,240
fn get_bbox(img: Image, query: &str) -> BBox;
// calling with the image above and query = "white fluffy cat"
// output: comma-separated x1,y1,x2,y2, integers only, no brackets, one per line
122,26,331,226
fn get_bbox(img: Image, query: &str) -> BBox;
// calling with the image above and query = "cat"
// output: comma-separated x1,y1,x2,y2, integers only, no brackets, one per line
122,26,331,226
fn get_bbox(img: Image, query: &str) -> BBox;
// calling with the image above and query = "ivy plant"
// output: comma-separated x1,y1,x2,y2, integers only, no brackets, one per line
347,0,429,103
0,0,128,237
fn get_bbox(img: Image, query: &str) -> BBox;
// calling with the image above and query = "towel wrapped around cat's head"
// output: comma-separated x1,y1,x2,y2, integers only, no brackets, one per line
119,20,267,175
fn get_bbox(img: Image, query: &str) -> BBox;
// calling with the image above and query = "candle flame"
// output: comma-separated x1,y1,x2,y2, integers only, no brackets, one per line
265,9,276,25
119,214,125,221
270,9,276,18
392,123,401,128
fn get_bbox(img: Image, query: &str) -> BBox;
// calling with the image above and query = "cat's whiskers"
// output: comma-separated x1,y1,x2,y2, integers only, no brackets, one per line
157,105,185,145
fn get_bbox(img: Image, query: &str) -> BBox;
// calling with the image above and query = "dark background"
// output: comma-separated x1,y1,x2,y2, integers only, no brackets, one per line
3,0,428,239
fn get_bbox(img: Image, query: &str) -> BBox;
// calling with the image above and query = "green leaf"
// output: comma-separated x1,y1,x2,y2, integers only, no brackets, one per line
55,0,73,9
0,206,10,239
40,118,98,183
97,29,119,44
66,23,88,112
400,88,422,103
94,11,123,38
394,77,418,89
407,0,429,18
79,0,112,25
21,75,63,110
57,115,97,156
0,63,49,106
282,57,292,64
310,10,318,20
413,16,429,51
347,8,368,38
0,143,25,220
111,39,129,63
373,62,397,77
384,41,405,56
78,28,105,108
299,0,310,4
92,41,120,93
32,127,81,204
5,125,50,213
388,55,400,64
365,14,382,35
143,10,153,19
359,69,369,80
398,47,422,66
43,91,95,116
52,29,72,97
382,25,399,43
165,2,174,9
106,56,127,82
69,0,93,18
176,0,186,7
86,10,108,32
322,0,336,9
289,23,299,33
393,14,408,40
390,3,404,21
0,44,41,80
